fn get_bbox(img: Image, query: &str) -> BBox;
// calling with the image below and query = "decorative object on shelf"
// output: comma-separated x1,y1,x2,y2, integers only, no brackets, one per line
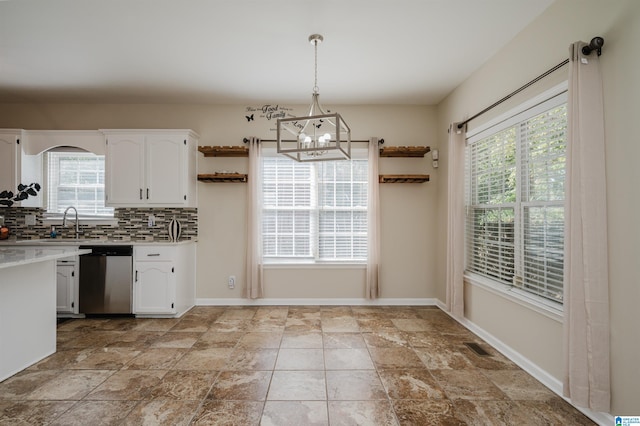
0,215,8,240
198,146,249,157
0,182,41,207
277,34,351,162
197,173,248,183
379,146,431,157
168,216,182,242
378,174,430,183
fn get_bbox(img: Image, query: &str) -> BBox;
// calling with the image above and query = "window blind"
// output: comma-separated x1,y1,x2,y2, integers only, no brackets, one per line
262,155,368,262
518,104,566,302
465,94,567,303
46,152,113,216
317,161,368,260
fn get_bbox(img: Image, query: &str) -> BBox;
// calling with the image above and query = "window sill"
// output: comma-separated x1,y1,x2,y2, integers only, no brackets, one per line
263,261,366,270
464,272,563,323
43,217,119,227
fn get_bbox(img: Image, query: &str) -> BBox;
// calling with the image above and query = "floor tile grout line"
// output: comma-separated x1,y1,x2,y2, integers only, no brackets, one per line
362,324,404,426
1,306,594,425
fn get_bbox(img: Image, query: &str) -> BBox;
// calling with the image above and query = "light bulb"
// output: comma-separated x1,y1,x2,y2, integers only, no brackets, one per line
323,133,331,141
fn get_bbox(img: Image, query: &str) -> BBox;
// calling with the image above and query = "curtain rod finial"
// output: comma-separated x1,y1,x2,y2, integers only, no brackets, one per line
582,36,604,56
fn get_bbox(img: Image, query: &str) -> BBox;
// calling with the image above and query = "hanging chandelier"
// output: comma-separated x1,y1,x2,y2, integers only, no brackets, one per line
277,34,351,162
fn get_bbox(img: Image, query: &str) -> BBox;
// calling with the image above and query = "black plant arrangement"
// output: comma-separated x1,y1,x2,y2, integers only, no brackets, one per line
0,183,41,207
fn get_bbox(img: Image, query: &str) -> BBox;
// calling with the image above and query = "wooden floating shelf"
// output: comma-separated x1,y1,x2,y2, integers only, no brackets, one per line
198,146,249,157
379,146,431,157
197,173,248,183
379,174,430,183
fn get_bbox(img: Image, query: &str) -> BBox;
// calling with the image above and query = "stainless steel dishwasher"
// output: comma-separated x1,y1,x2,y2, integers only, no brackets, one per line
79,245,133,314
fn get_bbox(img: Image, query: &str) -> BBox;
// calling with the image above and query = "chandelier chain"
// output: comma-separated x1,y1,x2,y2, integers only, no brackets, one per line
313,38,319,94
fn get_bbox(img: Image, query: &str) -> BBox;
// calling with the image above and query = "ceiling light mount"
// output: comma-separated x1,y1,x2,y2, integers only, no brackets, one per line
277,34,351,162
308,34,323,45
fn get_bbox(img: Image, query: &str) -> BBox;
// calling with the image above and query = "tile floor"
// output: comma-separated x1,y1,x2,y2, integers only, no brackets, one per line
0,306,595,425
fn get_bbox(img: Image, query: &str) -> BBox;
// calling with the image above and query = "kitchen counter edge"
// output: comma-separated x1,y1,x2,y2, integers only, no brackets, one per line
0,247,92,270
0,239,197,247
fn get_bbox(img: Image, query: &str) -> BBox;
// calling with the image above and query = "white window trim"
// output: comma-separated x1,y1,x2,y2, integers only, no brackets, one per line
41,216,119,227
465,271,563,322
263,261,367,269
43,149,115,220
467,82,568,140
465,81,568,314
261,145,369,266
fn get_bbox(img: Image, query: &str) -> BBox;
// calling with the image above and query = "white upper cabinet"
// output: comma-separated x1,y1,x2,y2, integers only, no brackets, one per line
103,130,198,207
0,130,41,208
0,130,21,199
104,134,145,205
146,135,186,204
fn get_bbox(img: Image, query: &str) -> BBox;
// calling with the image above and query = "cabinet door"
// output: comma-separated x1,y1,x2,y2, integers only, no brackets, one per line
56,264,75,313
0,132,19,195
134,261,176,314
105,135,145,206
145,135,186,205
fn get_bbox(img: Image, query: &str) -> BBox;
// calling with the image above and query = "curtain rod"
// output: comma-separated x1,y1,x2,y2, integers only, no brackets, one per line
243,138,385,144
456,59,569,130
457,36,604,130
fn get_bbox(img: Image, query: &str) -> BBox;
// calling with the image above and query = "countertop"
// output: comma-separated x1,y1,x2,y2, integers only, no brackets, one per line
0,238,197,247
0,246,92,270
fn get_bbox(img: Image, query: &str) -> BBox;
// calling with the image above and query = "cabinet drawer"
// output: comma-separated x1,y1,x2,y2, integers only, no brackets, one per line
134,246,175,261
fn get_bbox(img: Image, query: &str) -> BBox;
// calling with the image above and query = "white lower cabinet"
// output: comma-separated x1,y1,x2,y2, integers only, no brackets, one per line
135,260,176,314
56,257,78,314
133,243,195,317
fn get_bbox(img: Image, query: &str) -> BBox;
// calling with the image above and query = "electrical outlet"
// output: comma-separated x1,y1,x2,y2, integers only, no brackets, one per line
228,275,236,289
25,214,36,226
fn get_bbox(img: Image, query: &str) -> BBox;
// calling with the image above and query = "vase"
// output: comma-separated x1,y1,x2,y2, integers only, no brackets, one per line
168,217,182,242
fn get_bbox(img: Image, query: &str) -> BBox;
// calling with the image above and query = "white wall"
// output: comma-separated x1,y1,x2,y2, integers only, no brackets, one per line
435,0,640,415
0,103,438,301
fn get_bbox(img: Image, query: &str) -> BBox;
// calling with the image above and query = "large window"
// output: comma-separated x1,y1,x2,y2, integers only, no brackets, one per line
262,155,368,263
46,151,113,216
465,91,567,303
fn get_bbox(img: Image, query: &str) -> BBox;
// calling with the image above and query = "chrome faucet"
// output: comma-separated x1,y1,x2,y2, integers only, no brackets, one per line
62,206,82,239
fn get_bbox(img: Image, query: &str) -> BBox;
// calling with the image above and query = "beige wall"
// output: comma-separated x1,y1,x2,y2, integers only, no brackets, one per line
0,103,438,301
435,0,640,414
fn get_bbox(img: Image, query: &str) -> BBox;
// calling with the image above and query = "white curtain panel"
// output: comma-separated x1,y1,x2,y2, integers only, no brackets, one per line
446,124,466,318
366,137,381,299
245,137,264,299
563,42,610,412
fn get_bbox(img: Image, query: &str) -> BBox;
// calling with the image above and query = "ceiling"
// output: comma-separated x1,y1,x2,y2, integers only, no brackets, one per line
0,0,554,105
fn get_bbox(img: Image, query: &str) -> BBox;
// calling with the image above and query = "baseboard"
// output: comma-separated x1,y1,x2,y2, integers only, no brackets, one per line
440,306,614,426
196,297,439,306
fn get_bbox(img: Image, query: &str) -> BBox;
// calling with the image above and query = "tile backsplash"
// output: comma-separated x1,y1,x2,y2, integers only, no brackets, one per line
0,207,197,241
